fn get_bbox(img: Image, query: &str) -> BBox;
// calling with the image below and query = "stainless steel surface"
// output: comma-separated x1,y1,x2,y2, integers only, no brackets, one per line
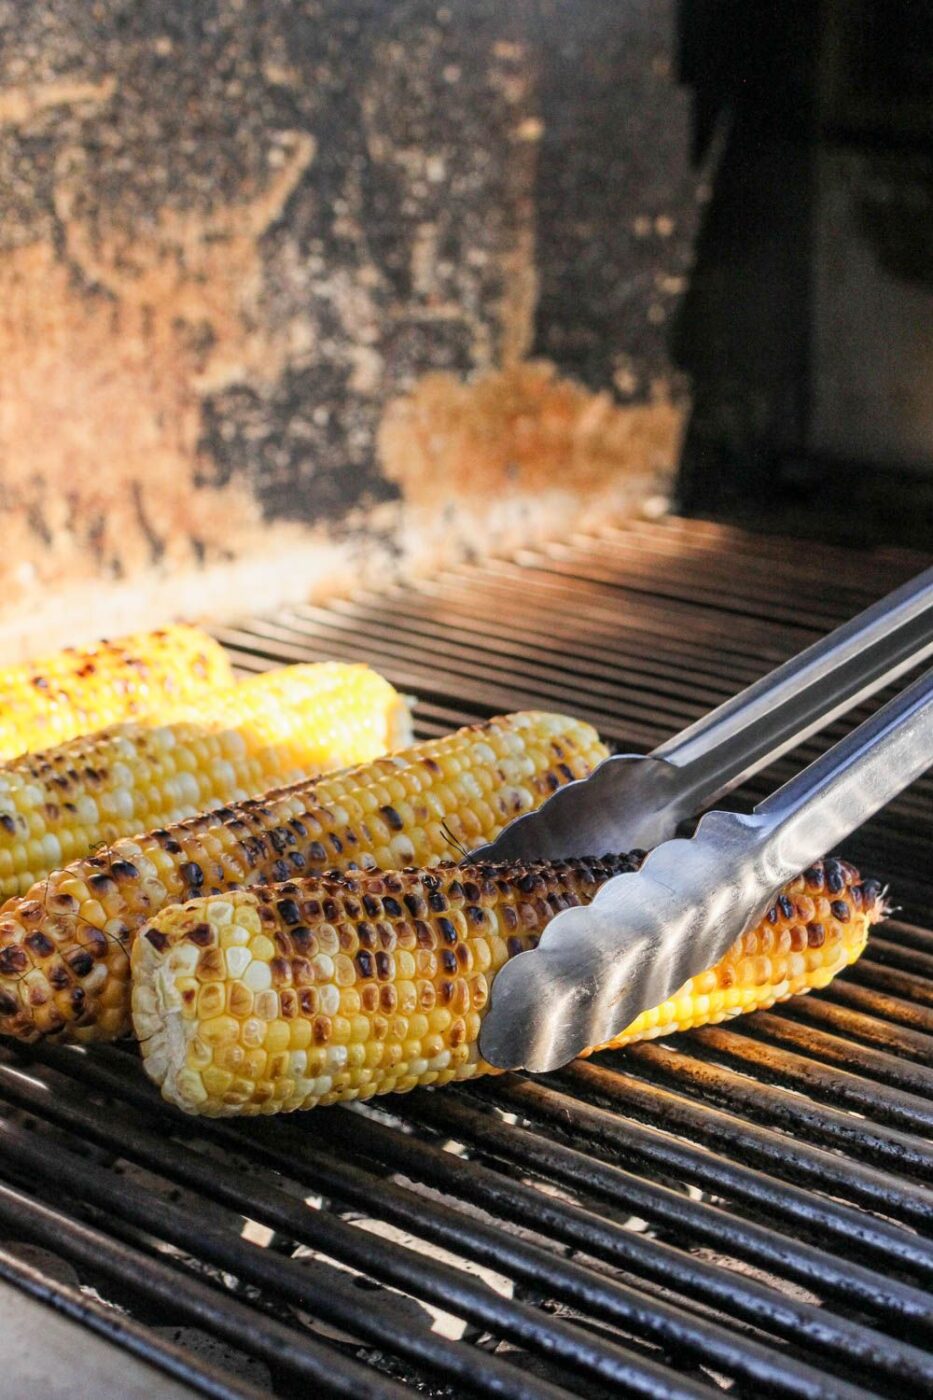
480,669,933,1072
0,1275,200,1400
472,565,933,862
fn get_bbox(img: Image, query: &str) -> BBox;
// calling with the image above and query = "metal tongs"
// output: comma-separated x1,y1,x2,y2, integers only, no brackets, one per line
477,567,933,1072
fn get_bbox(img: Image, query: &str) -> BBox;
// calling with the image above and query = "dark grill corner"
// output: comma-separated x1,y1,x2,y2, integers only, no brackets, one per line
0,517,930,1399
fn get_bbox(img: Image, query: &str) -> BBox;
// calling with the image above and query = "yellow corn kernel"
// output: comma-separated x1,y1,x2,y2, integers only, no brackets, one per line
0,662,412,899
132,855,883,1117
0,625,232,760
0,711,608,1042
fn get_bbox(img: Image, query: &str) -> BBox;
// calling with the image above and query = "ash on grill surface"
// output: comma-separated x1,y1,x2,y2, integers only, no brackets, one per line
0,516,931,1400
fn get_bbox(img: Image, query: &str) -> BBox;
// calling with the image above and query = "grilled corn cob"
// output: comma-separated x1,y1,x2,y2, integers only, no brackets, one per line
0,663,412,900
132,856,882,1117
0,712,607,1042
0,625,233,760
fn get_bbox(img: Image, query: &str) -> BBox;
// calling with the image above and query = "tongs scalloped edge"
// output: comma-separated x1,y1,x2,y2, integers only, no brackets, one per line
477,569,933,1073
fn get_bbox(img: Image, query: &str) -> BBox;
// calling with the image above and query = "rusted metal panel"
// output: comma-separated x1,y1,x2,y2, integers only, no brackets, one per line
0,1,697,651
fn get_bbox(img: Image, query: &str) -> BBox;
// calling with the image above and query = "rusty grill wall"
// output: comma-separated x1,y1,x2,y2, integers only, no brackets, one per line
0,516,930,1399
0,0,696,656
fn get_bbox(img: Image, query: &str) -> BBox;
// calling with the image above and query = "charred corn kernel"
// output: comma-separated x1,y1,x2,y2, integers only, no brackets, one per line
0,711,607,1042
0,662,411,898
0,626,233,760
133,856,883,1117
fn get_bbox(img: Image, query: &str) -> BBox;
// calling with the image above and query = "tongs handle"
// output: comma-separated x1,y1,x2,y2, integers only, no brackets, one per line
755,665,933,880
474,565,933,864
655,565,933,812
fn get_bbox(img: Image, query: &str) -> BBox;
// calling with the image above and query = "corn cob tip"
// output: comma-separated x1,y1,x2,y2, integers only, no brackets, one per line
132,854,884,1118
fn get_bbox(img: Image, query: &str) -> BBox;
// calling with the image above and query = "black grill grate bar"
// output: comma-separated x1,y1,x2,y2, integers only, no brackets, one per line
389,571,799,670
561,1057,933,1227
233,599,933,837
295,585,776,684
256,1108,933,1388
660,1028,933,1139
309,593,926,827
221,1116,924,1399
590,515,921,571
0,1237,265,1400
749,1003,933,1073
218,621,931,844
573,517,924,581
538,536,904,623
427,561,814,662
226,595,799,703
0,1055,721,1400
480,1078,933,1276
0,1103,581,1400
0,1164,410,1400
223,603,927,764
884,922,933,954
295,579,801,672
508,537,921,630
723,1009,933,1085
563,520,926,587
389,1090,933,1332
847,958,933,1007
563,530,907,599
867,938,933,979
464,542,915,629
33,1046,933,1334
9,1047,924,1400
1,516,928,1398
218,557,932,837
228,605,742,710
822,978,933,1034
218,630,665,748
333,583,770,684
497,553,862,634
215,622,694,745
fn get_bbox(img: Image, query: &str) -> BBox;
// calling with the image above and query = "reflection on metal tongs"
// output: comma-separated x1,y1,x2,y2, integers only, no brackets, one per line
476,568,933,1073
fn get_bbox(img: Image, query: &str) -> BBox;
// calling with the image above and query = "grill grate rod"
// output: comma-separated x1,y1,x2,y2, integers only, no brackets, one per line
0,1172,407,1400
477,1077,933,1276
763,997,933,1065
31,1045,933,1329
690,1013,933,1093
7,1044,926,1400
822,978,933,1033
384,1090,933,1332
0,1103,578,1400
33,1040,933,1323
559,1057,933,1235
628,1035,933,1154
0,1052,717,1400
219,617,932,845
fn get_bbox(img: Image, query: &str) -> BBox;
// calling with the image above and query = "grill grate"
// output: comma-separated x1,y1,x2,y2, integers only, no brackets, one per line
0,516,931,1399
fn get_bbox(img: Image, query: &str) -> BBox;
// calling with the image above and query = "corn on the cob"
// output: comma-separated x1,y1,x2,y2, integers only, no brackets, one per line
0,663,412,900
131,856,882,1117
0,625,233,760
0,712,608,1042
